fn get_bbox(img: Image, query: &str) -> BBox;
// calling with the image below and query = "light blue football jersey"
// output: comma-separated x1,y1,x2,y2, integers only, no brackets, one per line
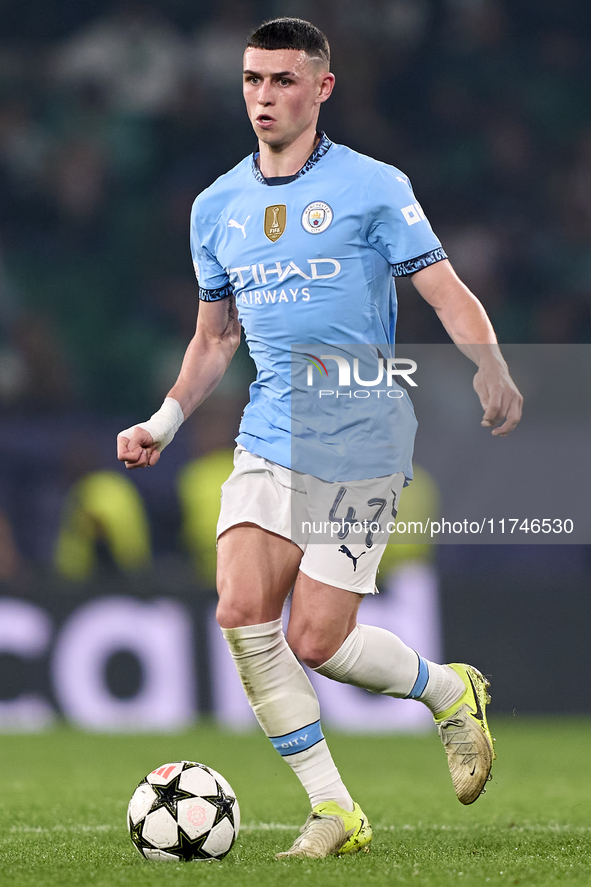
190,134,446,482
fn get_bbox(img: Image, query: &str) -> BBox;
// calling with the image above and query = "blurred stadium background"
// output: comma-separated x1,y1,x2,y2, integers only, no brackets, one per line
0,0,590,733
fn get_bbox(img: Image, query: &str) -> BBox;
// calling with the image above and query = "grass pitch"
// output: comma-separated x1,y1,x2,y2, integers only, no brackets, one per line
1,717,590,886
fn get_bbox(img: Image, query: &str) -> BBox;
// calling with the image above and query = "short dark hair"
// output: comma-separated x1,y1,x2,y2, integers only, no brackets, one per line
246,18,330,68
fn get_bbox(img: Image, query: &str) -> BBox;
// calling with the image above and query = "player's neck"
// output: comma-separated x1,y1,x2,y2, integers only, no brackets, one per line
257,128,320,178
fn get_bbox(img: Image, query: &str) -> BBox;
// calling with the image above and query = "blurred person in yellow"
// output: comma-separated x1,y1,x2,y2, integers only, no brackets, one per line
54,469,151,582
379,464,440,574
177,398,243,590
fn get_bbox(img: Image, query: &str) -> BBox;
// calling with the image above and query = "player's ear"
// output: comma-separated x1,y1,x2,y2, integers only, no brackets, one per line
318,71,335,103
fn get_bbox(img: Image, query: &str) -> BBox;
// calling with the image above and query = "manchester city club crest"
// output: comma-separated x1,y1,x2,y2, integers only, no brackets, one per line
301,201,333,234
264,204,287,241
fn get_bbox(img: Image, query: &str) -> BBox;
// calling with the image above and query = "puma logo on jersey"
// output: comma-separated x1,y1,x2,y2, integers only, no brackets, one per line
338,545,367,572
228,215,251,238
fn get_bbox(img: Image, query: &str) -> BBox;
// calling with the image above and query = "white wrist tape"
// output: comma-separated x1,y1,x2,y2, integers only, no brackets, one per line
119,397,184,452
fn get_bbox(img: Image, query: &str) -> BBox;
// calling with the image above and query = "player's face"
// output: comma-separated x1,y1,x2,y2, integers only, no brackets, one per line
243,48,333,149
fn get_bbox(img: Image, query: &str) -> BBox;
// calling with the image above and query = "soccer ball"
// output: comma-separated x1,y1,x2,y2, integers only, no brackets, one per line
127,761,240,861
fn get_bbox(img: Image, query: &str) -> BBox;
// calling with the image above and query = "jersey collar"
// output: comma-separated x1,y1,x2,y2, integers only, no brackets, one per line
251,132,333,185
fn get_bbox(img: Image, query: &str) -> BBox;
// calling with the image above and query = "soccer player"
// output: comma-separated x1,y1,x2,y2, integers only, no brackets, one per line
117,18,523,859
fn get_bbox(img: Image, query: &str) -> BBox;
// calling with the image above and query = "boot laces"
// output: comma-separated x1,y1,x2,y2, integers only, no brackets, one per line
439,715,480,765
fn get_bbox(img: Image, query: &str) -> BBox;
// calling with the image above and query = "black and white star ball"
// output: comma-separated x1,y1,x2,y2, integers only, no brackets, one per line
127,761,240,861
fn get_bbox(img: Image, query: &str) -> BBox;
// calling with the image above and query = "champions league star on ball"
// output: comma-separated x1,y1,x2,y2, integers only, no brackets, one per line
127,762,240,861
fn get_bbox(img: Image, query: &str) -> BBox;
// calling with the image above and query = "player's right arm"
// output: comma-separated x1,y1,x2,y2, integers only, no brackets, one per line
117,296,241,469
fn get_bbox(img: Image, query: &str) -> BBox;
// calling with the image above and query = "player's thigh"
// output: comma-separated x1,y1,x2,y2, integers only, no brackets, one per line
216,523,302,628
286,470,406,666
216,445,305,627
287,571,364,668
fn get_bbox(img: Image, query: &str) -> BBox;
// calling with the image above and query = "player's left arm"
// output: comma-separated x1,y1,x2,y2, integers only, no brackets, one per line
411,258,523,436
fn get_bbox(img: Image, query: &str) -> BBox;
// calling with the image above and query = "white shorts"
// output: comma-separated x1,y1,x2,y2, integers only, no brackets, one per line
217,446,405,595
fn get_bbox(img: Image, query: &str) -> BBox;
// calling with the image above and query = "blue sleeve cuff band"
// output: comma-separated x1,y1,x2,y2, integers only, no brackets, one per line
392,247,448,277
406,654,429,699
198,283,233,302
269,720,324,756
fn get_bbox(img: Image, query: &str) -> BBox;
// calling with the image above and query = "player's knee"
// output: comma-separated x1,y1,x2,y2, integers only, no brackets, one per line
287,628,336,670
216,598,255,629
216,591,279,629
296,643,335,670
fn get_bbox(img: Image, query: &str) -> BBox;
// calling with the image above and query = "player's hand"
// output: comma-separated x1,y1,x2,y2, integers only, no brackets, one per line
473,362,523,436
117,398,184,468
117,426,161,469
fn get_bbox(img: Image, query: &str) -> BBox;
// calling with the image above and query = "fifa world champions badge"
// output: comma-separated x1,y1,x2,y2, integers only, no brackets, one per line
302,201,333,234
264,204,287,241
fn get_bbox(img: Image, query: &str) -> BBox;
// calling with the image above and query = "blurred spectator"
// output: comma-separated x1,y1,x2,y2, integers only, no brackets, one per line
51,1,187,115
484,110,537,190
54,469,152,581
534,295,590,344
52,430,152,580
177,448,234,590
177,395,246,589
10,312,73,410
0,239,73,408
0,95,51,196
559,128,591,243
443,0,509,53
0,245,25,406
0,507,23,582
45,137,110,242
189,0,257,116
379,464,441,573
